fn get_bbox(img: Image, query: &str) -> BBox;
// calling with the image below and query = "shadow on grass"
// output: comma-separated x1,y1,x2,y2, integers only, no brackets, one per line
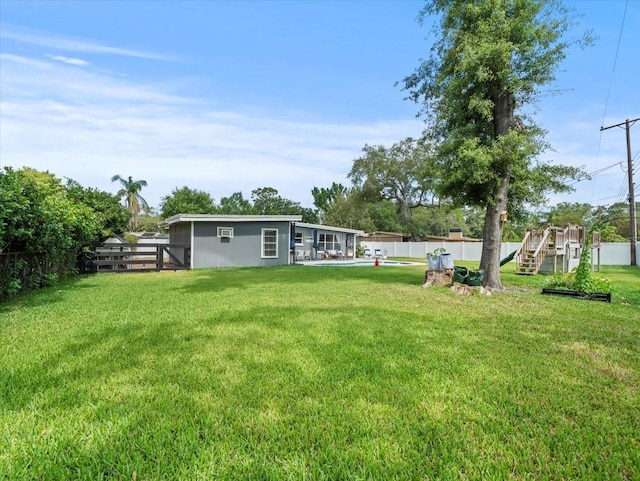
180,265,426,294
0,274,101,313
5,286,639,479
3,303,456,478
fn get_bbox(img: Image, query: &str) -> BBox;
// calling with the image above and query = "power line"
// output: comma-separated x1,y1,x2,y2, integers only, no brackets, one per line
590,193,628,203
615,178,628,201
600,0,629,128
595,0,629,193
568,162,624,187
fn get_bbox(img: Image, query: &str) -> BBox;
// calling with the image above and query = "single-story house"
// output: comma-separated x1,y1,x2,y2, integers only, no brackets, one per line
293,222,365,261
160,214,302,269
158,215,366,268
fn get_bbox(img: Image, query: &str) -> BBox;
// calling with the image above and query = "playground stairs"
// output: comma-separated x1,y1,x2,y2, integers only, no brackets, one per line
515,225,585,276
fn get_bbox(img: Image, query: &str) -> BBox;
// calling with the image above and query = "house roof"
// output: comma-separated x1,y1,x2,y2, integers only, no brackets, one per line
295,222,365,236
365,231,410,239
129,232,170,239
426,234,481,242
160,214,302,227
367,231,407,236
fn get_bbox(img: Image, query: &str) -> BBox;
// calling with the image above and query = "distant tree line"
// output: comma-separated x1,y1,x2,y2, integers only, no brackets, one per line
158,186,318,224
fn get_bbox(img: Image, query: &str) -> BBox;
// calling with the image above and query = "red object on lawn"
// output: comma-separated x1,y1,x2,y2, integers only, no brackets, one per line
374,258,379,267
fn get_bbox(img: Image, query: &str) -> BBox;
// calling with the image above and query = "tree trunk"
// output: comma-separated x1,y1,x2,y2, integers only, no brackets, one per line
480,176,509,290
398,197,411,226
480,91,515,290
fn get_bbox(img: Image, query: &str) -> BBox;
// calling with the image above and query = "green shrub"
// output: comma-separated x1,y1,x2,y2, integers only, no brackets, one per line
546,230,611,293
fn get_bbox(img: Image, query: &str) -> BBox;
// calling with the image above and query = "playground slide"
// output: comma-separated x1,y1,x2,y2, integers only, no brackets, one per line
500,250,517,267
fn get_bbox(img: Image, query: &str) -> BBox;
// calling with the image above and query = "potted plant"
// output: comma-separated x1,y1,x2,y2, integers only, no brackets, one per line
426,248,447,270
542,232,612,302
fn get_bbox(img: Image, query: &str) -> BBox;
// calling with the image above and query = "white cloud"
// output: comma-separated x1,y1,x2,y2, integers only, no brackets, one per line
0,50,423,208
1,52,192,104
0,23,175,61
3,24,636,212
46,54,90,66
0,53,51,68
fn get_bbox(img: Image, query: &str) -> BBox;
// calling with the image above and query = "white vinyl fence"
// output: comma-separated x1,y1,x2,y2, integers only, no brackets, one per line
360,241,640,266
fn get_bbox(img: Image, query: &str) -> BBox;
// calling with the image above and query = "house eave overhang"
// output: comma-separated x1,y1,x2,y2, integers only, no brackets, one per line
295,222,365,236
160,214,303,227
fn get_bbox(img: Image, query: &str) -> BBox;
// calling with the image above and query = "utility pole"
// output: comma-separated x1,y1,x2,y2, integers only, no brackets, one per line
601,117,639,266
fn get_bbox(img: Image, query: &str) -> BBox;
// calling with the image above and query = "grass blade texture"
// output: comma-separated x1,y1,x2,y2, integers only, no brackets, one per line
1,264,639,480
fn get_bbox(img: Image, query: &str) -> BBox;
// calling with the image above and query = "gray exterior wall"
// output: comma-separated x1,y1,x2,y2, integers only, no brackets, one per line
190,221,291,268
170,223,191,245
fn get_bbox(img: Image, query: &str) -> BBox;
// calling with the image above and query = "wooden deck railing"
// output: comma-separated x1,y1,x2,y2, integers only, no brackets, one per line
515,224,587,275
515,226,551,274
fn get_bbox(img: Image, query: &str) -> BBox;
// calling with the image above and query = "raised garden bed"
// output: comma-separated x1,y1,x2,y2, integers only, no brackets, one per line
541,288,611,303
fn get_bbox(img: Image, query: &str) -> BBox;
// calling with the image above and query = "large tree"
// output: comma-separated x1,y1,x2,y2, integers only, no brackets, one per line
111,174,149,230
218,192,254,215
546,202,594,227
401,0,587,289
160,186,217,219
250,187,318,223
322,189,376,232
348,137,438,227
311,182,348,219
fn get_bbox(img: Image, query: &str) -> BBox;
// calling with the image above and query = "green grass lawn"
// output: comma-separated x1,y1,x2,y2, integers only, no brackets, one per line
1,264,639,480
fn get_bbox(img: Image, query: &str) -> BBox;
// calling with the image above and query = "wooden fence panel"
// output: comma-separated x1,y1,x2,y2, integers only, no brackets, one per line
82,243,191,273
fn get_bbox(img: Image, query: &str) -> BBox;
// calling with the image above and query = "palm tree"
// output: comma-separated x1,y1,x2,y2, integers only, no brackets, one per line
111,175,149,230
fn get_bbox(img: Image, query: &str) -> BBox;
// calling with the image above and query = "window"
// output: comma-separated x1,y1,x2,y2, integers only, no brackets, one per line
295,232,304,246
261,228,278,258
217,226,234,238
318,233,341,251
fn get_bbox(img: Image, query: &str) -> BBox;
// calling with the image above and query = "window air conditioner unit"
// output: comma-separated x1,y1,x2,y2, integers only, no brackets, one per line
218,227,234,238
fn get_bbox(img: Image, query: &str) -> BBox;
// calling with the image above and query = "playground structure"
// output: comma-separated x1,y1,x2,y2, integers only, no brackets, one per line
514,225,600,275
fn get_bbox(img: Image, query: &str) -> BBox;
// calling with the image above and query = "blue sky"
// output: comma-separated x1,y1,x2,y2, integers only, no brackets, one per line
1,0,638,212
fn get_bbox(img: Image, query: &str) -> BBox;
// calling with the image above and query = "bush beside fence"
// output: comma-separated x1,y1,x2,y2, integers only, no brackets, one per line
0,250,79,301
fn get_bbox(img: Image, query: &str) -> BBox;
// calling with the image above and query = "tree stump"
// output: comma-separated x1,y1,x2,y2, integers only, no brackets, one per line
422,269,453,288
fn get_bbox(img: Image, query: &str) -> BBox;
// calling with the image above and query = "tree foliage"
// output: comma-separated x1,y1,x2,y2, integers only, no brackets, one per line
111,174,149,230
597,202,638,241
543,202,631,242
1,168,103,299
546,202,594,227
312,182,348,217
160,186,217,219
218,192,254,215
348,137,438,225
251,187,318,223
65,179,129,238
137,205,164,233
321,189,376,232
409,205,466,239
400,0,589,289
